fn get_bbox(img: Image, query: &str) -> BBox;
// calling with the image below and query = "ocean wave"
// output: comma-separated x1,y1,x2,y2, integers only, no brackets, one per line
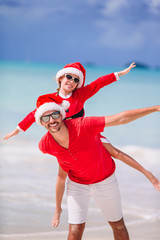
0,139,56,164
123,205,160,221
1,141,160,163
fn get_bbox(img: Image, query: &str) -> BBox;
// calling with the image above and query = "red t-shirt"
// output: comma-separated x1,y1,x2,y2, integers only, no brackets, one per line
18,73,116,131
39,117,115,184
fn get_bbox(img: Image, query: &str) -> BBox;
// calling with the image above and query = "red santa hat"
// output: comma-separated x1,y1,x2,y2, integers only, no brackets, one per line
56,62,86,88
35,94,70,126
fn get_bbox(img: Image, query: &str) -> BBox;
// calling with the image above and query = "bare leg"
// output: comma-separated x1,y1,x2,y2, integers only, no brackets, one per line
67,223,85,240
108,218,129,240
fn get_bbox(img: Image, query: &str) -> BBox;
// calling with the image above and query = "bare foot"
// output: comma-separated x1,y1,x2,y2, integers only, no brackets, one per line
51,208,62,228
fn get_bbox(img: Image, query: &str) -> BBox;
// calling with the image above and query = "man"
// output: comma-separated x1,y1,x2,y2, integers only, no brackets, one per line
35,93,160,240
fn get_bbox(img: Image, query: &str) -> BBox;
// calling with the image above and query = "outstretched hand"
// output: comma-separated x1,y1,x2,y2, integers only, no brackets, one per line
118,62,136,77
126,62,136,74
4,128,20,140
122,62,136,75
156,105,160,111
147,172,160,191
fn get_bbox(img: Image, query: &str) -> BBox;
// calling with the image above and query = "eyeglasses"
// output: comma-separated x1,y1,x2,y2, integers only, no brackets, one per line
65,74,80,84
41,111,60,123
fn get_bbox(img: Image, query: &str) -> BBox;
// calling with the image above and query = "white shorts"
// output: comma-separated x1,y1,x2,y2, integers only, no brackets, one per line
66,173,122,224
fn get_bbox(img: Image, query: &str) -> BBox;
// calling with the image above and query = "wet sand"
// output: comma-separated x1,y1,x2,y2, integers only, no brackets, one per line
1,219,159,240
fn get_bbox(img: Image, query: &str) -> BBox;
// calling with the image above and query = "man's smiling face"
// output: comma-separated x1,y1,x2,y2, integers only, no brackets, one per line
41,110,63,133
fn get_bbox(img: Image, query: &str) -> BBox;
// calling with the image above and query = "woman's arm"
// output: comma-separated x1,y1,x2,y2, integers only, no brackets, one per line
103,143,160,191
78,73,117,102
52,165,68,228
4,109,36,140
77,62,136,102
104,105,160,127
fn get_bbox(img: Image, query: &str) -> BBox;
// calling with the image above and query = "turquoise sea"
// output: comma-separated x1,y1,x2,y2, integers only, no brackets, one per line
0,61,160,239
0,60,160,147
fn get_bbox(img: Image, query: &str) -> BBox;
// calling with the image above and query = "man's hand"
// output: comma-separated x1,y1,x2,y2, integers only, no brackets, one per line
51,208,62,228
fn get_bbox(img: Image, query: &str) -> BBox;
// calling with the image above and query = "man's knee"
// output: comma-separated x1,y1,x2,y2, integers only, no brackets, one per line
108,218,127,231
69,223,85,237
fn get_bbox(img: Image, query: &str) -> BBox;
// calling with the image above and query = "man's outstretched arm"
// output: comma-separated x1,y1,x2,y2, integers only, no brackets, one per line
104,105,160,127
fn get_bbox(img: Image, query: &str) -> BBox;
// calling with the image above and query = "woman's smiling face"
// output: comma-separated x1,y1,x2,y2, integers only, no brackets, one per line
59,73,79,95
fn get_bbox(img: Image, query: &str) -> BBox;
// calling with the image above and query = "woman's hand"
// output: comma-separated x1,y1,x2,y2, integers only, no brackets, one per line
118,62,136,77
4,128,20,140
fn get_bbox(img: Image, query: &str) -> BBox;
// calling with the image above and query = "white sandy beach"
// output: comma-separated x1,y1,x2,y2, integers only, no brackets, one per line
1,220,160,240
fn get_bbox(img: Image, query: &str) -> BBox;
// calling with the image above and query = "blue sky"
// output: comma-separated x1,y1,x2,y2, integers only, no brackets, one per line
0,0,160,67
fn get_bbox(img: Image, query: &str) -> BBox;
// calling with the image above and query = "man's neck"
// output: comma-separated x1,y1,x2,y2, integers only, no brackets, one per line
49,122,69,149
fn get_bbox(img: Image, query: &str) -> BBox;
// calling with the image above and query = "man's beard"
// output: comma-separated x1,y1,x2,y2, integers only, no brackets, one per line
48,122,61,133
50,126,61,133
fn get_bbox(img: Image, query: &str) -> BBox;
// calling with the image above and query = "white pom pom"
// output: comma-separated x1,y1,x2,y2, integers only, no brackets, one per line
61,100,70,110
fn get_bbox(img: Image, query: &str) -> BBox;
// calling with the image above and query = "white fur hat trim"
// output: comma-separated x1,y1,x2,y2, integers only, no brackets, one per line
35,101,70,126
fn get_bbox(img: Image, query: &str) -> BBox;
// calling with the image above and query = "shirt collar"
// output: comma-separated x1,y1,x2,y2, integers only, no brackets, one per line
59,91,72,99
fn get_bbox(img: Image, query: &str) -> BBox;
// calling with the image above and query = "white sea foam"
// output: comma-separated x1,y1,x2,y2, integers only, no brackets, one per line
123,205,160,221
1,140,160,162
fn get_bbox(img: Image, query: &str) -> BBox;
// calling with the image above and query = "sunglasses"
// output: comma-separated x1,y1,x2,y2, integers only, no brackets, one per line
41,111,60,123
65,74,80,84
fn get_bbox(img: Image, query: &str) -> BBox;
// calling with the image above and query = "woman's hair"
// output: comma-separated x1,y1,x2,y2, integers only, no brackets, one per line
56,84,61,96
56,77,62,96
